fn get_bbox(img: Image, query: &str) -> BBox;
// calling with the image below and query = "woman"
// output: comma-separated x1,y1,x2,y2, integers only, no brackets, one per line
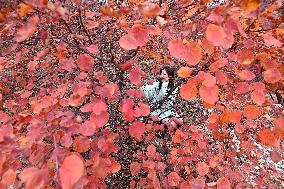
141,66,183,127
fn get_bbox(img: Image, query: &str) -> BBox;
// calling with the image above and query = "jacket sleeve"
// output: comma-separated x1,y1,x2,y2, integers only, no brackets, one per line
141,82,159,100
141,84,154,99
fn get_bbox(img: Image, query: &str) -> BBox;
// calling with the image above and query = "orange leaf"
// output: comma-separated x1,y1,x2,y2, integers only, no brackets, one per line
199,84,219,105
184,41,202,65
180,80,197,100
138,2,161,17
59,154,84,189
238,69,256,81
205,24,226,47
243,105,262,119
177,67,192,78
240,0,260,13
258,129,280,149
274,117,284,139
237,48,254,65
263,68,282,83
119,34,139,50
215,70,228,85
18,3,34,18
202,72,216,87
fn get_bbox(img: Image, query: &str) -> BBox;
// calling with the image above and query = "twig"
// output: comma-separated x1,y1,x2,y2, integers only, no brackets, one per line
77,7,93,44
177,7,206,25
59,19,110,61
53,132,59,182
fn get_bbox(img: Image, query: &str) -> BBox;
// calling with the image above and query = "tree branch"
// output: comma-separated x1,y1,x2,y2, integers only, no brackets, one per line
77,7,93,44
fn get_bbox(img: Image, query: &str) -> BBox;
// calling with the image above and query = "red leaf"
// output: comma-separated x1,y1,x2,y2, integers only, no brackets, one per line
146,144,156,159
209,58,228,72
199,84,219,105
129,121,146,141
138,2,161,17
137,102,150,116
274,117,284,139
20,167,48,189
1,169,16,186
206,11,224,24
235,82,250,94
73,136,90,153
190,176,205,189
59,57,77,71
120,60,133,71
167,172,181,187
270,149,282,163
217,176,231,189
15,15,39,42
79,120,97,136
129,66,146,87
77,54,95,72
92,98,108,115
168,39,201,65
60,133,73,147
238,69,256,81
168,39,186,59
59,154,84,189
130,162,141,176
85,44,99,54
119,34,139,50
129,24,149,46
120,98,135,122
119,24,149,50
263,31,282,47
90,111,109,129
251,89,265,105
196,162,209,176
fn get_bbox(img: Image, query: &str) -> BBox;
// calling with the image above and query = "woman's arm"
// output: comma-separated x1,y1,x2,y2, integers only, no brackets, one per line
141,81,159,100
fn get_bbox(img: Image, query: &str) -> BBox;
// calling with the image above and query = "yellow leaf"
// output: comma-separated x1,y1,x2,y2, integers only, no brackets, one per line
18,3,33,18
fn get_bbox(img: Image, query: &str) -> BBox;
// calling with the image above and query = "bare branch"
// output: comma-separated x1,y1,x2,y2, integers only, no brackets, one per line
77,7,93,44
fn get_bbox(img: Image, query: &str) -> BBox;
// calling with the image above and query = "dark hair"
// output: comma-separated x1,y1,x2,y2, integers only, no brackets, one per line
158,66,175,92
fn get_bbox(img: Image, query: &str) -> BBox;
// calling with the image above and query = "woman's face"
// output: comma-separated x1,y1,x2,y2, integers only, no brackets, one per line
159,69,169,81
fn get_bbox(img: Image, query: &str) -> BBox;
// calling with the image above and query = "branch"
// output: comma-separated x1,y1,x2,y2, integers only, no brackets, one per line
179,7,206,24
247,26,280,33
77,7,93,44
53,132,59,182
59,19,110,61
